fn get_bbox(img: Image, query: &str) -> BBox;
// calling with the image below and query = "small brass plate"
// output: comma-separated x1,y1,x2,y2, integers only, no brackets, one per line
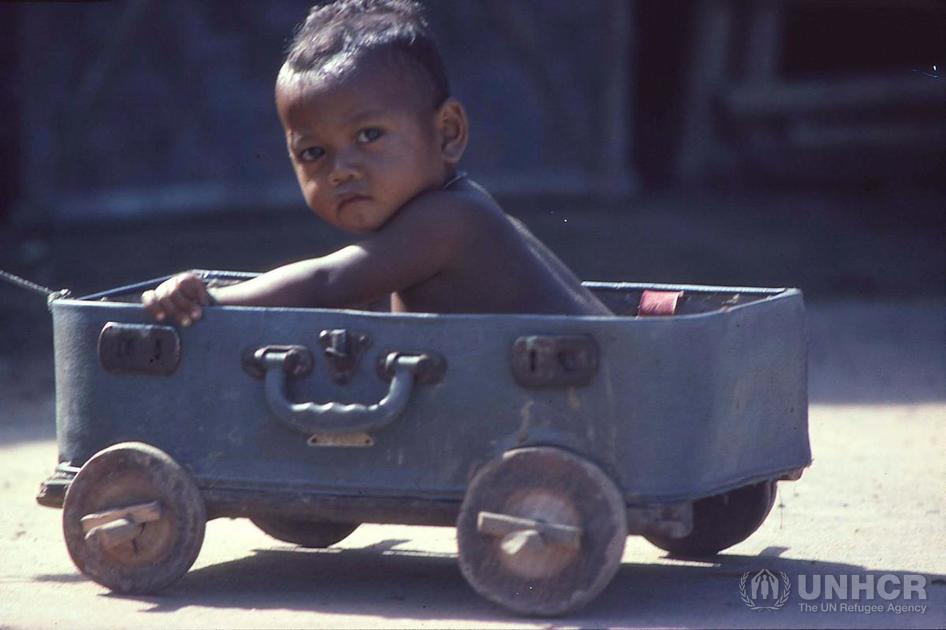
307,432,375,448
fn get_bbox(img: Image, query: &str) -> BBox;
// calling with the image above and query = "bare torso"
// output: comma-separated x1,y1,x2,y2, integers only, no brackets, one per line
389,179,611,315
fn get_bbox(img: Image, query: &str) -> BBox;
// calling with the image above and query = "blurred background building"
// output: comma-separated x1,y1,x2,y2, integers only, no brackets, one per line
2,0,943,223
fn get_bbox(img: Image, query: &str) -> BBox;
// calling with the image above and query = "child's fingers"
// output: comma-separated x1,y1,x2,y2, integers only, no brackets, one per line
177,274,211,311
153,283,188,326
167,290,198,326
141,289,167,322
142,274,209,325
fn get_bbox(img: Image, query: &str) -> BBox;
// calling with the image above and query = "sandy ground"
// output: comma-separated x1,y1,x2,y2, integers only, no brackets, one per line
0,298,943,629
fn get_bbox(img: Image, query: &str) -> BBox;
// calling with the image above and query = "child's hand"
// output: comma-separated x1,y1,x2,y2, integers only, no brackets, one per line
141,272,213,327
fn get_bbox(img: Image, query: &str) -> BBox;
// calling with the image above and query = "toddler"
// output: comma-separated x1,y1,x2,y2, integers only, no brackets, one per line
143,0,611,324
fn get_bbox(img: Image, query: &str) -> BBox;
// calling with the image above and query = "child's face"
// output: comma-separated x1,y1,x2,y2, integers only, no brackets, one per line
276,61,448,233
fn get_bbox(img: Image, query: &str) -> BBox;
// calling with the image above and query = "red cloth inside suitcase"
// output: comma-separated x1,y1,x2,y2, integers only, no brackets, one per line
638,290,683,316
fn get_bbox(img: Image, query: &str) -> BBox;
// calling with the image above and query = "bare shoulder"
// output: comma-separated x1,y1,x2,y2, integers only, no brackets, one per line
395,181,501,227
381,180,505,248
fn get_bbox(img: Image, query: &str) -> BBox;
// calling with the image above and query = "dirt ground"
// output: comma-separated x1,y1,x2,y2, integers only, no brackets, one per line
0,190,943,628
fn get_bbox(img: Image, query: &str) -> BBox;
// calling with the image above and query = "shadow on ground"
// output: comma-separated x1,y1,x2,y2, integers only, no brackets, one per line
31,543,945,626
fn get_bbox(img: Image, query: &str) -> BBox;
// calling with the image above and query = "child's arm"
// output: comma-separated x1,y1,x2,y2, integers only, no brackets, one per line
141,193,467,325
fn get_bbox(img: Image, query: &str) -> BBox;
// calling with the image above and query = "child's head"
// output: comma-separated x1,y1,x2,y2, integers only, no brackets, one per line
276,0,468,233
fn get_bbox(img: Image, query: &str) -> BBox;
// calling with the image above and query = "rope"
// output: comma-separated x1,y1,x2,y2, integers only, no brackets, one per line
0,268,71,306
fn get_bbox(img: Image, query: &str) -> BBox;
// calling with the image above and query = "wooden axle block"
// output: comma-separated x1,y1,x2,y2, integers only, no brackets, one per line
80,500,163,532
499,529,546,557
477,510,583,550
84,517,144,550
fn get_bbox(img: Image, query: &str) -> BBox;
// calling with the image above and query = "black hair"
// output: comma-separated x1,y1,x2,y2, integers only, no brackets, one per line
283,0,450,108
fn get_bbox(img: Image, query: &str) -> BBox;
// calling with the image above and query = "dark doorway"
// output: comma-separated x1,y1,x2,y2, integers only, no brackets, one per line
632,0,696,187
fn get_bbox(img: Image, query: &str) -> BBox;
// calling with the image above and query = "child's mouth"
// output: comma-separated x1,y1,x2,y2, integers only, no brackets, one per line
336,194,370,213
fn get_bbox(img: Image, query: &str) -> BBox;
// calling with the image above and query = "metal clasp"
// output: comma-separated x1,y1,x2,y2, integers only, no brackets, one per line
319,329,371,384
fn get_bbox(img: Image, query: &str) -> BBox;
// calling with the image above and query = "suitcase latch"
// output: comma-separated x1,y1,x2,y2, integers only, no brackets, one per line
98,322,181,376
511,335,598,388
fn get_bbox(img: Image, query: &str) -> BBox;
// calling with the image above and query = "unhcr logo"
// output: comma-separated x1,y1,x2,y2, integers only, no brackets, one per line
738,569,929,615
739,569,791,610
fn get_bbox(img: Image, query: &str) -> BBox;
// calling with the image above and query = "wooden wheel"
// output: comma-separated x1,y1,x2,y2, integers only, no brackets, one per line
62,442,206,593
456,447,627,616
250,516,358,548
644,481,777,557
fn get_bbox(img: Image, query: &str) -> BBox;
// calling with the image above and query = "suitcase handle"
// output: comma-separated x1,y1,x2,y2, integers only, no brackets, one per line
259,350,429,435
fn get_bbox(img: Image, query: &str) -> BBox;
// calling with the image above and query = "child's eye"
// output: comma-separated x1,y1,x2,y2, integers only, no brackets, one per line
298,146,325,162
356,128,383,144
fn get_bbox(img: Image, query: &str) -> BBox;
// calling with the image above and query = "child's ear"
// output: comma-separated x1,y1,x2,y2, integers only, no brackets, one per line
435,98,469,164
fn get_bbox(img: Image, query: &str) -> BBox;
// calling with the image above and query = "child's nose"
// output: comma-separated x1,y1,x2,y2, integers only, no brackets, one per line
328,150,360,185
